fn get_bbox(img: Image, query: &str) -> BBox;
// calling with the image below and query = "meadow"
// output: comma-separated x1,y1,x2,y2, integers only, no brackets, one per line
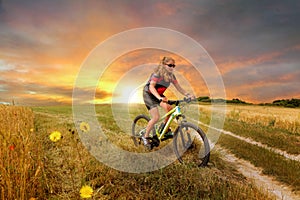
0,103,299,199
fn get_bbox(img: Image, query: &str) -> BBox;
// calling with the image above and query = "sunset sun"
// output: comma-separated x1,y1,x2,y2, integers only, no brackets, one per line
112,85,144,104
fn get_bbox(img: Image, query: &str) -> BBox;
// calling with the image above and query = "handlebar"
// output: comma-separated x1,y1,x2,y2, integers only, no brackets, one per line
167,97,197,106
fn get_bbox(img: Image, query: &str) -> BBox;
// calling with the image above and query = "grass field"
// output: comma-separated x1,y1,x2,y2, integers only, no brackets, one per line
1,103,299,199
199,104,300,135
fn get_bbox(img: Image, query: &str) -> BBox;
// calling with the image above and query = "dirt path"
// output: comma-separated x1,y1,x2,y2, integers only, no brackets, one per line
196,120,300,162
217,147,300,200
222,129,300,162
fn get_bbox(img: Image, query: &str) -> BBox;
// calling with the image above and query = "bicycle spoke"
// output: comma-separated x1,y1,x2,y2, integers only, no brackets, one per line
173,122,210,167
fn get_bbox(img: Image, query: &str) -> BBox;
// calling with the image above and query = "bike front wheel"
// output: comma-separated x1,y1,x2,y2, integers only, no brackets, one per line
173,122,210,167
131,114,150,146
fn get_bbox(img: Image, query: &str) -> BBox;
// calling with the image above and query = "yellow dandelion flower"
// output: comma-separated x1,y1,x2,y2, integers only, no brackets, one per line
49,131,62,142
30,128,34,132
80,185,93,198
80,122,90,133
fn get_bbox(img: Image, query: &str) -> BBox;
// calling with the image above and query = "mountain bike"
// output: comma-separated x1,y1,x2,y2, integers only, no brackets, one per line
131,98,210,167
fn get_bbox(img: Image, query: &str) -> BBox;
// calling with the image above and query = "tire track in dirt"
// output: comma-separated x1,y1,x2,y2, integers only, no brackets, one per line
217,147,300,200
192,119,300,162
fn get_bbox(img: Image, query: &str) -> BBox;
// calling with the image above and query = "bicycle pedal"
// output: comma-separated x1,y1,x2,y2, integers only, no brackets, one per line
151,141,159,147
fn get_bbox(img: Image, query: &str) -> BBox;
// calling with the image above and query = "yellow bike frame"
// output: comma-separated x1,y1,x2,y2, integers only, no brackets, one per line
156,105,183,140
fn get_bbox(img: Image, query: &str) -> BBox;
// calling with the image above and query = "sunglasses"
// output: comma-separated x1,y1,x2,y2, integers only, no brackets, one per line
166,64,176,68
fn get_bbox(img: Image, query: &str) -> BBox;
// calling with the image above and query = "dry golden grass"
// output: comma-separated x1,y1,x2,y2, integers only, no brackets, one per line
199,104,300,134
0,105,44,200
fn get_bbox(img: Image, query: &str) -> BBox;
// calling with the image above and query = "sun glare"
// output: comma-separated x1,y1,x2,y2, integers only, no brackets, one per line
112,85,144,104
128,87,143,104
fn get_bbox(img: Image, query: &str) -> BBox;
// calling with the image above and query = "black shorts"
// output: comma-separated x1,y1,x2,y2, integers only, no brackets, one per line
143,89,163,110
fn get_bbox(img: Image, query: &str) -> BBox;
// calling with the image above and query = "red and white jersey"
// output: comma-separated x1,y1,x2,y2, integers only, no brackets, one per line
144,73,178,95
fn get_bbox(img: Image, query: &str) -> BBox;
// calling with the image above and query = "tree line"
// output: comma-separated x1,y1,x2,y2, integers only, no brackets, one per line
263,99,300,108
197,96,251,104
197,97,300,108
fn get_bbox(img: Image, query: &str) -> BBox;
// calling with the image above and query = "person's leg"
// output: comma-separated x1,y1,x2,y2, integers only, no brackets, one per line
144,106,160,138
159,101,174,137
160,101,172,123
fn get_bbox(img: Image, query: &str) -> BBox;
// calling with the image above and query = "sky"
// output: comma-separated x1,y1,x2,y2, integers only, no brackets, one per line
0,0,299,105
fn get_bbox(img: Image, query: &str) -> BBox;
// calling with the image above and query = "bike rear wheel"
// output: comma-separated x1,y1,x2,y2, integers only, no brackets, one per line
131,114,150,146
173,122,210,167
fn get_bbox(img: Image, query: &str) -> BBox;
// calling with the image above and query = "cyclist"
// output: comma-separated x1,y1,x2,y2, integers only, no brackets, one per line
142,56,194,149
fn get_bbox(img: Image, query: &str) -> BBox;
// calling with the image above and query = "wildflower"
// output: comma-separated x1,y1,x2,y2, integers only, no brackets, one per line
9,145,15,151
80,122,90,133
49,131,62,142
30,128,34,132
80,185,93,198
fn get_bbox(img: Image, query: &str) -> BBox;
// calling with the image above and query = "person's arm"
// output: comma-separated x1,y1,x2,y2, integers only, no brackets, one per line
173,82,194,98
149,80,165,102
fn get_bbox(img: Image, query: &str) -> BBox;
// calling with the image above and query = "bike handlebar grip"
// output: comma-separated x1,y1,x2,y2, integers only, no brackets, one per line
168,100,177,105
